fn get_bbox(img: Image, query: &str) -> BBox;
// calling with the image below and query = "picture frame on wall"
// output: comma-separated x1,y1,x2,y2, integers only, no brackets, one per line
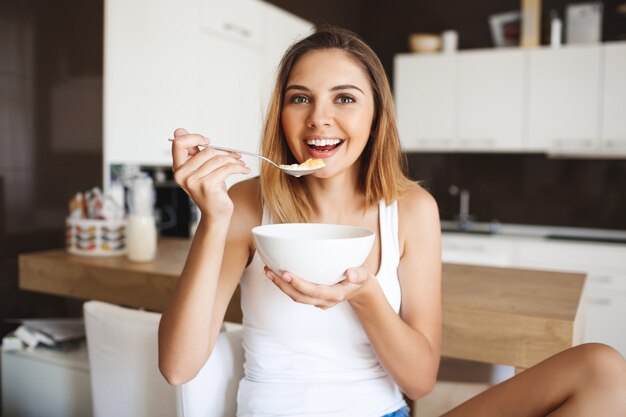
489,11,521,47
566,2,603,43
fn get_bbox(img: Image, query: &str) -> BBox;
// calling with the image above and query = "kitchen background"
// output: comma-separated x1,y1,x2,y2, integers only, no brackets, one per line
1,0,625,338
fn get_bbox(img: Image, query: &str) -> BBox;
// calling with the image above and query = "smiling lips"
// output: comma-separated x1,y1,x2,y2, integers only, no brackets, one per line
305,138,344,157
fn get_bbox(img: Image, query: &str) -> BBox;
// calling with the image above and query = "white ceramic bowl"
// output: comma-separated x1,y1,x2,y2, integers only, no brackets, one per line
252,223,375,285
408,33,442,53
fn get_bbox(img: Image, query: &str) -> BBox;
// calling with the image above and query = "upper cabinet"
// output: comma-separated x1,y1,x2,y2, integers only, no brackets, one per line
394,54,456,150
394,42,626,156
103,0,312,178
527,45,601,151
395,50,526,152
601,42,626,151
457,49,525,151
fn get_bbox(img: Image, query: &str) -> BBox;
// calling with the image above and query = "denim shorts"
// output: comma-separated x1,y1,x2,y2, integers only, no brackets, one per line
381,406,410,417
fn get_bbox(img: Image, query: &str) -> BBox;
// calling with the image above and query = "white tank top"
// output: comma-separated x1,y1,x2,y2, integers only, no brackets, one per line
237,200,407,417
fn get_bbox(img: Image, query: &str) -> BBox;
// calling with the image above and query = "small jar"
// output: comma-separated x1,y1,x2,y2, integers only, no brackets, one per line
126,214,157,262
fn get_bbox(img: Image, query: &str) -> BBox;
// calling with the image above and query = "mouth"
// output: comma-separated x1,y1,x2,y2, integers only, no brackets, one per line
304,137,345,156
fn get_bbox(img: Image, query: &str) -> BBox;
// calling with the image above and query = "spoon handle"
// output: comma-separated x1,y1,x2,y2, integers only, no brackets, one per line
167,138,279,168
199,144,279,168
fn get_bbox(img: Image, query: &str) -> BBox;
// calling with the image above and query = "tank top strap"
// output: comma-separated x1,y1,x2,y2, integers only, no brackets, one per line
378,200,400,267
261,205,272,226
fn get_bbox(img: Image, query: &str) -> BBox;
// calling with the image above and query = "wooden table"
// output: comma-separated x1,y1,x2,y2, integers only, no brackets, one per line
19,237,586,373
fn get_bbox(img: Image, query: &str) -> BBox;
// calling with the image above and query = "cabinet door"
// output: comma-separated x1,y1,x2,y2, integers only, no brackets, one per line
104,0,200,166
394,54,456,151
262,4,313,114
195,33,264,187
527,46,601,151
200,0,265,47
582,288,626,358
601,42,626,151
514,240,626,273
442,235,513,267
457,50,525,151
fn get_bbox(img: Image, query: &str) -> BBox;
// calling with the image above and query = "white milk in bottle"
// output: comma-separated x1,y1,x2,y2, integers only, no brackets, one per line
126,174,157,262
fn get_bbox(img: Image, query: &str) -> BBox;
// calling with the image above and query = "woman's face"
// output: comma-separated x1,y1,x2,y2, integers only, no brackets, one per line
281,49,375,178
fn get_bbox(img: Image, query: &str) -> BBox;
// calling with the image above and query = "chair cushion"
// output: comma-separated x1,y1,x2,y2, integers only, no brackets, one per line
84,301,176,417
176,328,244,417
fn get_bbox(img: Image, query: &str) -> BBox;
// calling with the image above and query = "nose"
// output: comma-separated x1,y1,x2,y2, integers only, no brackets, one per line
306,101,332,128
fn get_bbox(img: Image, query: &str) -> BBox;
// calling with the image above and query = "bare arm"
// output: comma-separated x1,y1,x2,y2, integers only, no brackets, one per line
348,186,442,400
157,129,257,385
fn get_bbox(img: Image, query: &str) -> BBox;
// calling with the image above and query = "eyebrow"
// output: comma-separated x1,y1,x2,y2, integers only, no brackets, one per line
285,84,366,95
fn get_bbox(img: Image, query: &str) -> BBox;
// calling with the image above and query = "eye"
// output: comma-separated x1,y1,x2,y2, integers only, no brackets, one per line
289,95,310,104
336,95,355,104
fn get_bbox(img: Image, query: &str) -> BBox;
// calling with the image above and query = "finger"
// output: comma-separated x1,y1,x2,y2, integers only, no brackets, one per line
186,156,250,186
264,268,322,306
285,273,346,304
179,149,242,178
342,266,371,284
171,131,210,170
269,269,346,306
206,161,251,184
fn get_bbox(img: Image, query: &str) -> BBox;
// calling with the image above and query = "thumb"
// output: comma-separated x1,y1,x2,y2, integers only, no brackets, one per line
173,127,189,138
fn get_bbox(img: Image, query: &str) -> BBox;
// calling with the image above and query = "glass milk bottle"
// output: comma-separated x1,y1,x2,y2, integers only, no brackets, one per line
126,174,157,262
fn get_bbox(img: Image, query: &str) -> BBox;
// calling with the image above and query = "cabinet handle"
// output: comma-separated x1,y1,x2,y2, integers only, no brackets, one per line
550,138,594,148
588,275,613,285
458,138,495,147
416,138,453,146
604,139,626,149
586,296,612,306
223,22,251,38
445,244,487,252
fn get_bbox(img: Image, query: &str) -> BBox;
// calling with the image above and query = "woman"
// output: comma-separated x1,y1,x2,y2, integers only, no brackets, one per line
159,27,626,416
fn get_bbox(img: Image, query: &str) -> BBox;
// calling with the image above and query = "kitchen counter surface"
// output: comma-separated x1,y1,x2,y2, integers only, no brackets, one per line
441,220,626,244
19,237,586,371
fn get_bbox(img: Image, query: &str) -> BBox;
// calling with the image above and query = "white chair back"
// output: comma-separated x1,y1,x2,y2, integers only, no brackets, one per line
176,326,244,417
84,301,176,417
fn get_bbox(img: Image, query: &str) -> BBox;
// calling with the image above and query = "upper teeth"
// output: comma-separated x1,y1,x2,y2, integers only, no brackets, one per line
306,138,341,146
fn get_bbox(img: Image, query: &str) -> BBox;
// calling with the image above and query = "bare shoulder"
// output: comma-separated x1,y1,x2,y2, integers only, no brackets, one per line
397,183,439,221
396,184,440,253
227,177,262,236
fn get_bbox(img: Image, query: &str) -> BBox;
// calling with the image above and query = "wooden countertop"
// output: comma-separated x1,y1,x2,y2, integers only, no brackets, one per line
19,237,585,370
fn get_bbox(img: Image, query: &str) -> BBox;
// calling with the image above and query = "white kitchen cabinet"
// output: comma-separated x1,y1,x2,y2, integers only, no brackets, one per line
394,49,526,152
394,54,456,151
456,49,525,151
103,0,312,183
601,42,626,151
200,0,266,48
194,32,265,186
582,287,626,355
442,235,514,267
104,0,201,166
394,42,626,156
261,4,313,111
527,45,602,151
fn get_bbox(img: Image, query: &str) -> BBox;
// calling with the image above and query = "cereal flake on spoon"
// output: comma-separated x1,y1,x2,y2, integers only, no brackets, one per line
279,158,326,170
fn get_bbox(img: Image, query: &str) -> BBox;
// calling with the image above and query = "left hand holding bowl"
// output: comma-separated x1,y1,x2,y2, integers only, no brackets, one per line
264,265,374,309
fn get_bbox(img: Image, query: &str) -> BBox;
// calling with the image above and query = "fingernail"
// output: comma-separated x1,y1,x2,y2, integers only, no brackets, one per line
282,274,291,283
347,270,356,282
202,136,210,143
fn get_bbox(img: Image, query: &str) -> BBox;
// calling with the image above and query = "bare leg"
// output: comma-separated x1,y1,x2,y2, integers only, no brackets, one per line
441,343,626,417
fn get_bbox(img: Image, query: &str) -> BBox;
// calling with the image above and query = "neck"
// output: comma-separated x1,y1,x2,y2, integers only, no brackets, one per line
303,165,370,223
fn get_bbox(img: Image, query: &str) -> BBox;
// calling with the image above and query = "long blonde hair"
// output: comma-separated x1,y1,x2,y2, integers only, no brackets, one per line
260,26,413,223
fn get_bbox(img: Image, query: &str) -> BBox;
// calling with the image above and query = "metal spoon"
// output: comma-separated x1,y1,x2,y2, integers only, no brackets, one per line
168,139,324,177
